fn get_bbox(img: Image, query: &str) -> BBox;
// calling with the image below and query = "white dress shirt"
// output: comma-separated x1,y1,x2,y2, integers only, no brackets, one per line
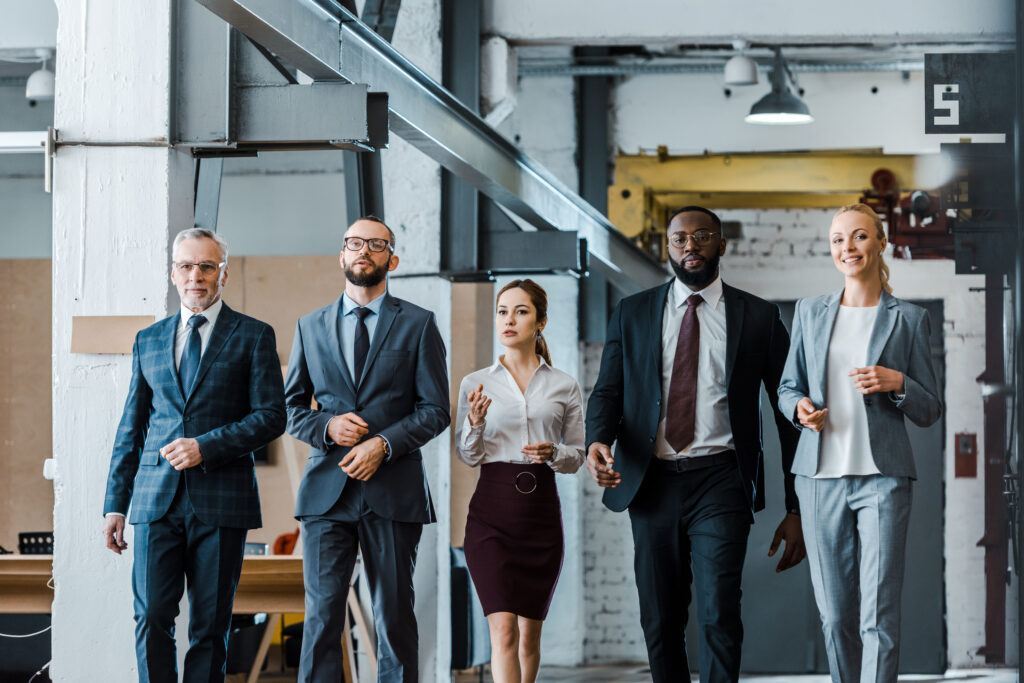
455,357,585,473
816,305,882,478
655,276,734,459
174,297,223,369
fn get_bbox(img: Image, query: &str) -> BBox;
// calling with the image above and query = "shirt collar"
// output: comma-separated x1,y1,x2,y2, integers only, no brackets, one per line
342,291,386,317
179,297,223,328
488,354,551,374
672,274,723,309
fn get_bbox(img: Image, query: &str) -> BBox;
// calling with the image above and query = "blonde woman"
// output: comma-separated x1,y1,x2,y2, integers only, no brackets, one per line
778,204,942,683
455,279,584,683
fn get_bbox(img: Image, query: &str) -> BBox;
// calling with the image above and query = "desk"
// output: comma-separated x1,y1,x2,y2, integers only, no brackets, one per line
0,555,52,613
0,555,304,614
0,555,368,683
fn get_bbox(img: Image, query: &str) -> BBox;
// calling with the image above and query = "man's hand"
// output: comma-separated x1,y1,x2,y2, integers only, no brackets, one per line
849,365,904,395
522,441,555,464
586,442,620,488
767,513,806,572
102,515,128,555
327,412,369,447
796,397,827,432
340,436,387,481
160,438,204,470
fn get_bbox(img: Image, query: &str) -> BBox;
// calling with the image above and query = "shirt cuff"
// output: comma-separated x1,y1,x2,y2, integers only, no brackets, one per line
105,512,125,518
889,391,906,402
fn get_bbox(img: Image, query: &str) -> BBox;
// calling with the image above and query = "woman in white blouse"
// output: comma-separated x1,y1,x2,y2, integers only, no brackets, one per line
778,204,941,683
455,278,585,683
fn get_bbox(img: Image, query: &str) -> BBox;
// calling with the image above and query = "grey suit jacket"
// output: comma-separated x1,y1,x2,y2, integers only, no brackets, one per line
778,289,942,478
284,293,450,523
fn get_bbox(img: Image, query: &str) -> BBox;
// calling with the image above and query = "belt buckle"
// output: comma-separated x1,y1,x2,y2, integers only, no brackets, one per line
514,471,537,494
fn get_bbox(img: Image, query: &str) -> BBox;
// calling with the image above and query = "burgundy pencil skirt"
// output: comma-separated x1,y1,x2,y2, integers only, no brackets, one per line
463,462,564,621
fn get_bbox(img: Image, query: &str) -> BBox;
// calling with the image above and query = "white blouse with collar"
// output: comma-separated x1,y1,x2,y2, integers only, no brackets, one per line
455,357,585,473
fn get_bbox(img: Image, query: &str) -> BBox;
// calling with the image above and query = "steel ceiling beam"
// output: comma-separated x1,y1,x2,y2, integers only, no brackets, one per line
195,0,666,294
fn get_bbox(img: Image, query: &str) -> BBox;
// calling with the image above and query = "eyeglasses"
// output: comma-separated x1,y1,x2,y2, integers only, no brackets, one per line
344,237,392,253
173,261,225,276
668,230,720,247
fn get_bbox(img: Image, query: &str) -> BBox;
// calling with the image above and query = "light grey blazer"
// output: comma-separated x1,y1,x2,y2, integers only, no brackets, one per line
778,289,942,478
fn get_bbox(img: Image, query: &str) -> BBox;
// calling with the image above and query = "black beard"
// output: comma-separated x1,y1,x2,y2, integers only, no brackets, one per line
670,250,721,289
344,260,388,287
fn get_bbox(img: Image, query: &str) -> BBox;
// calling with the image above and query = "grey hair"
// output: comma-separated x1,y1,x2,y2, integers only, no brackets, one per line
173,228,229,261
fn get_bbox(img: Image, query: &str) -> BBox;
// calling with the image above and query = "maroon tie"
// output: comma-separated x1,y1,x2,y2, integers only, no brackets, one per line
665,294,702,453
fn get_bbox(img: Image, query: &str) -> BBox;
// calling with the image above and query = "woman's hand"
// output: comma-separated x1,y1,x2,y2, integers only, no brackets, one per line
522,441,555,464
849,366,904,395
796,397,827,432
467,384,491,426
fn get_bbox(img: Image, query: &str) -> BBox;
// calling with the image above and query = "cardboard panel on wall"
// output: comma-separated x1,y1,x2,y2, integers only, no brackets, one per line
0,260,53,550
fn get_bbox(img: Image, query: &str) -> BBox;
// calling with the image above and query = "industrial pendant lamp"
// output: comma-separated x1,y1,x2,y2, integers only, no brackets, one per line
745,47,812,125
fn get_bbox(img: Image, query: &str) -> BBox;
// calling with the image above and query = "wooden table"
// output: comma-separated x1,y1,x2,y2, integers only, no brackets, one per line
0,555,371,683
0,555,304,614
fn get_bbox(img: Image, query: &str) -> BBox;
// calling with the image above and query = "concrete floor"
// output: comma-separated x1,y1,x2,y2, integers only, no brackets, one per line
233,653,1019,683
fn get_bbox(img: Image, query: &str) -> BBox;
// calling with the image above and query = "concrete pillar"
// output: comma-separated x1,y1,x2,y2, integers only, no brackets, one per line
50,1,194,680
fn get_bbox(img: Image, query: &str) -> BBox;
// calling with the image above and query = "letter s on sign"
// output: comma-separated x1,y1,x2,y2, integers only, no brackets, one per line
933,84,959,126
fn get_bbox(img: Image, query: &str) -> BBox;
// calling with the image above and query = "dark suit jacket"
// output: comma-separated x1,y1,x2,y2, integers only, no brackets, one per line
585,280,800,516
284,293,450,524
104,304,287,529
778,289,942,478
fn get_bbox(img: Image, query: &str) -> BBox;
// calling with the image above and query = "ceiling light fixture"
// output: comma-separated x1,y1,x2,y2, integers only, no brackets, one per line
25,49,55,101
723,40,758,86
745,47,813,125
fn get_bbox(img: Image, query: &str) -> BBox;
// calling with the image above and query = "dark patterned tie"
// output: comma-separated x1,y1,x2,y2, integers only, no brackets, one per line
178,314,207,395
665,294,702,453
352,307,372,383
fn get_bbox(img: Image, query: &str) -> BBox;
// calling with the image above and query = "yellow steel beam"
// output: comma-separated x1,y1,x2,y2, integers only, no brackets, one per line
651,192,865,210
611,149,933,194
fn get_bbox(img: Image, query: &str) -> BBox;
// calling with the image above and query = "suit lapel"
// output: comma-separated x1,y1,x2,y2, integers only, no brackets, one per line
358,294,399,387
650,282,672,381
325,298,358,397
815,290,843,398
186,303,239,402
722,284,744,387
163,314,186,406
866,289,899,367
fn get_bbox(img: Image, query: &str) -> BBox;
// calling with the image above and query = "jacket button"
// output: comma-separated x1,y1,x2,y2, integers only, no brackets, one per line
649,436,655,443
355,405,363,411
864,398,872,407
183,415,192,422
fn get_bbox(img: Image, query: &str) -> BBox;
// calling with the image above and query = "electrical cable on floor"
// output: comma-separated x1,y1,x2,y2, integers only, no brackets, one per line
0,625,51,638
27,660,50,683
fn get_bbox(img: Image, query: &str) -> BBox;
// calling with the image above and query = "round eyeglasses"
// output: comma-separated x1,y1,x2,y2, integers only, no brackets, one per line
668,230,720,248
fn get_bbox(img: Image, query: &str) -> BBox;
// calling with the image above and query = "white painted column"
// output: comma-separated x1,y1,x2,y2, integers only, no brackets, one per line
50,1,194,681
377,1,448,679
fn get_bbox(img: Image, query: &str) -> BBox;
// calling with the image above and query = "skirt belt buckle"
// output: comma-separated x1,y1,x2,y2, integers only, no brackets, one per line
514,471,537,494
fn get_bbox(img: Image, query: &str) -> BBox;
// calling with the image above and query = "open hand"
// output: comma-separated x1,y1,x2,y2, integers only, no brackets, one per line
467,384,491,426
796,397,827,432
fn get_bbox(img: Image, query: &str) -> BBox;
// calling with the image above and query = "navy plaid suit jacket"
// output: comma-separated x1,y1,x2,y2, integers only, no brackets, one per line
103,303,286,529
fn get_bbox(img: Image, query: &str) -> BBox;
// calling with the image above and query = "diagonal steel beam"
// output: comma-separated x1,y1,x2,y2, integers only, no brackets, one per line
195,0,667,294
